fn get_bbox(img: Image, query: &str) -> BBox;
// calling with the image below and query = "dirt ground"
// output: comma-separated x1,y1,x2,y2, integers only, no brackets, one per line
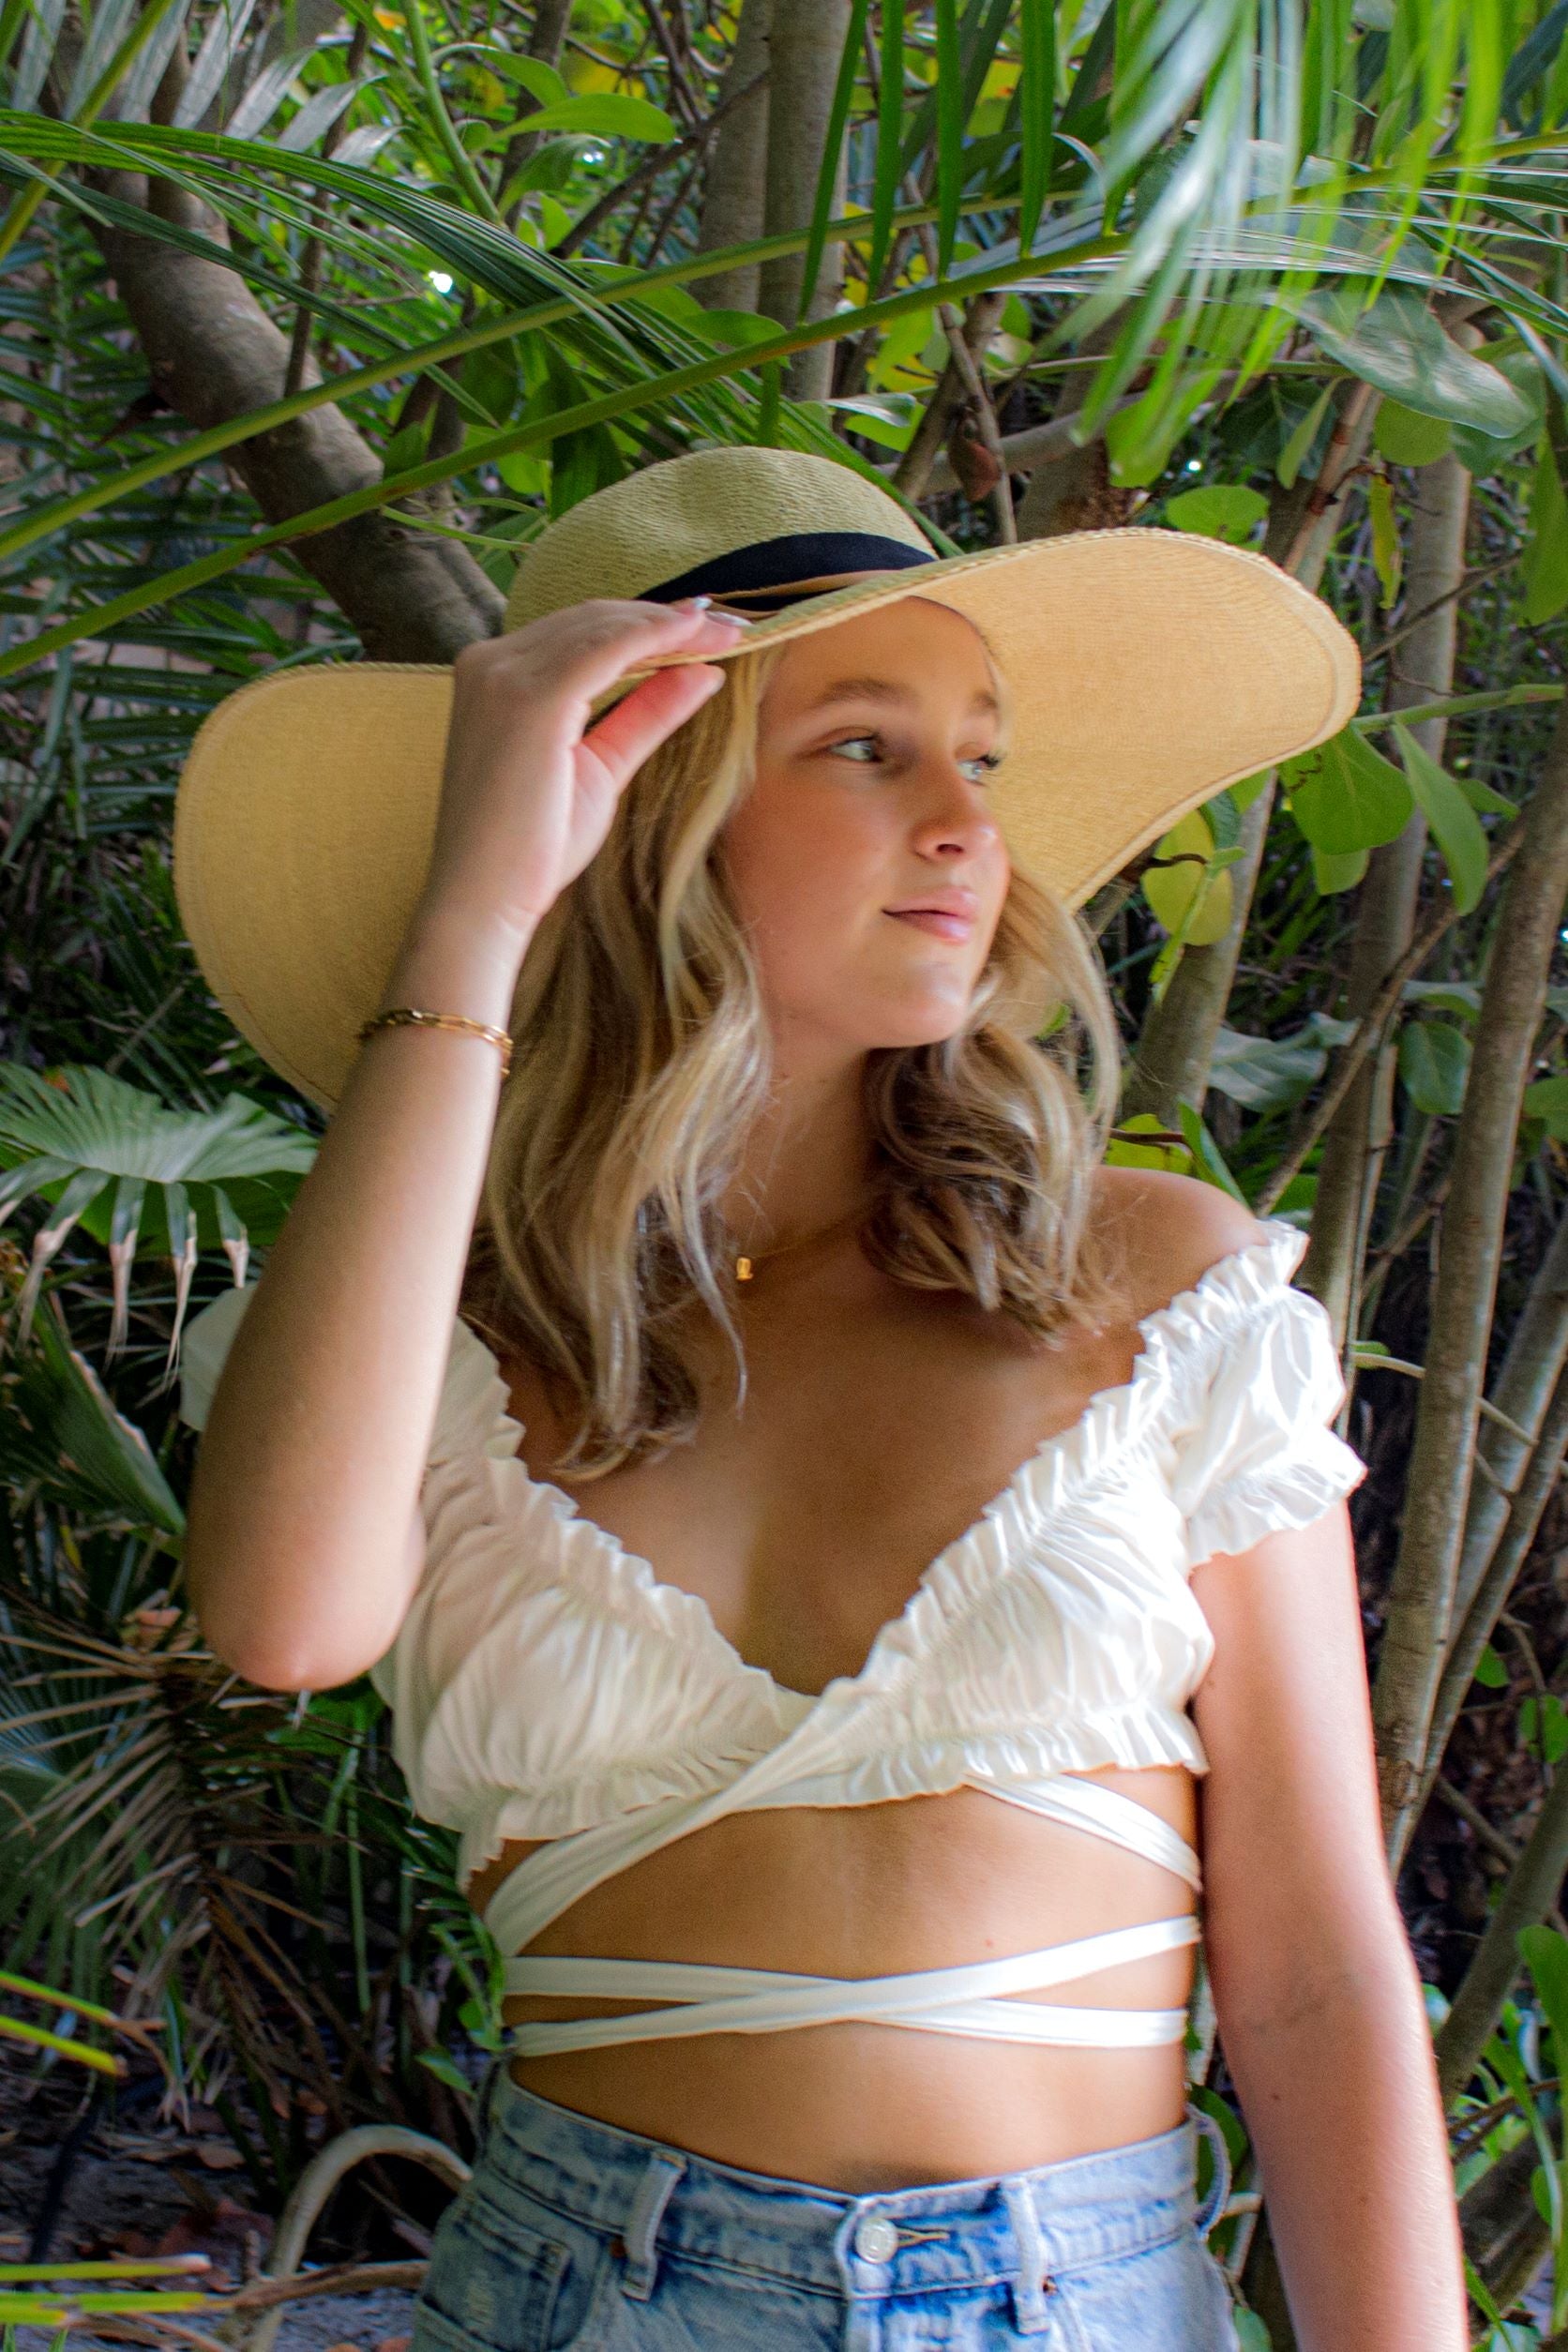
2,2057,426,2352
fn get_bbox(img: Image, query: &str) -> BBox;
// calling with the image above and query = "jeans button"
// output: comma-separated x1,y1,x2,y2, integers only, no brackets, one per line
854,2214,899,2263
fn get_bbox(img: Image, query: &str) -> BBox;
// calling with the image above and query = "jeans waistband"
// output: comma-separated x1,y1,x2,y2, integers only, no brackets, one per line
469,2065,1230,2314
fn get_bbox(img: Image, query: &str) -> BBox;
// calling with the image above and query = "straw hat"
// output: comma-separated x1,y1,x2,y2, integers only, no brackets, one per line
173,444,1360,1110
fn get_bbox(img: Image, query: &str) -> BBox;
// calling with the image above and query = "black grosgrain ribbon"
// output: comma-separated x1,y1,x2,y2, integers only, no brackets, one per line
642,531,936,615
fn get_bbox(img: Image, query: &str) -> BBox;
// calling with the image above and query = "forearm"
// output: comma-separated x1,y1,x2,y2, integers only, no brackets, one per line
1218,1933,1467,2350
184,899,530,1690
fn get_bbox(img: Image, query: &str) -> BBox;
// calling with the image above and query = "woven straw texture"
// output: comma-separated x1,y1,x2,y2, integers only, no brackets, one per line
173,449,1360,1110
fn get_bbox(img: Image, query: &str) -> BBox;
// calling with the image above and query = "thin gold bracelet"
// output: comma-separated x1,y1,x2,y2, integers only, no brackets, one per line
356,1006,513,1080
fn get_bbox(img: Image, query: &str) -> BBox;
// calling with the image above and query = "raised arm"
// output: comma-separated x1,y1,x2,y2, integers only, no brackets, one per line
182,598,746,1692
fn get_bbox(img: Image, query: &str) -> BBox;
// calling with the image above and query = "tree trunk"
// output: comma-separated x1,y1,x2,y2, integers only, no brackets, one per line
1435,1739,1568,2101
756,0,854,402
1422,1352,1568,1819
1121,380,1381,1124
499,0,576,227
1454,1204,1568,1628
1373,684,1568,1868
71,36,502,664
1300,443,1474,1340
693,0,770,313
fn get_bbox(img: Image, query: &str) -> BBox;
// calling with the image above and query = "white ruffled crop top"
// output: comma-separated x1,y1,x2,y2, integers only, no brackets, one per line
178,1217,1364,2058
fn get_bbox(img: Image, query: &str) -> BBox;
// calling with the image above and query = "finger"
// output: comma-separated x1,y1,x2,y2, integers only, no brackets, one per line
579,663,726,789
552,602,748,705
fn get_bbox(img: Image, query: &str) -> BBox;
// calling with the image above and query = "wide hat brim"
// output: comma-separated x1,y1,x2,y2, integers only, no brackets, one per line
173,524,1359,1112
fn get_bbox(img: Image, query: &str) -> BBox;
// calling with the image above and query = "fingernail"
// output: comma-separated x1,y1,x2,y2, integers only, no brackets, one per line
713,610,755,626
679,594,712,612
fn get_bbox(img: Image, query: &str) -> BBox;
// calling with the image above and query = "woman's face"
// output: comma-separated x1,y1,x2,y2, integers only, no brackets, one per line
721,597,1011,1062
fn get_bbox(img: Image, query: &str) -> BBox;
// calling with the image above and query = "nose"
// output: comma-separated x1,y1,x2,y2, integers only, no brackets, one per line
910,757,1003,861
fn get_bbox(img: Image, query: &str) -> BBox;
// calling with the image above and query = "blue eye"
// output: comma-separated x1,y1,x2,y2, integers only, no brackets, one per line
828,733,882,763
959,749,1004,784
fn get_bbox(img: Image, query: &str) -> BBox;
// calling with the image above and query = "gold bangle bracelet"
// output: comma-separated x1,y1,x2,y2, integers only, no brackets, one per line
356,1006,513,1079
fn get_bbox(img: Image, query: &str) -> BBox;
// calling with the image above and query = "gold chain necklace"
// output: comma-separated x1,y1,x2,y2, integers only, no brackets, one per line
732,1200,871,1284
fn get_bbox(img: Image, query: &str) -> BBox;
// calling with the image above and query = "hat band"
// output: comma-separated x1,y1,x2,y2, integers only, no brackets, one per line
643,531,935,613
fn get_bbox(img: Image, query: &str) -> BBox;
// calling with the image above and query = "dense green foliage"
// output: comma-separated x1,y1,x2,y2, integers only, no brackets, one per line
5,1,1568,2339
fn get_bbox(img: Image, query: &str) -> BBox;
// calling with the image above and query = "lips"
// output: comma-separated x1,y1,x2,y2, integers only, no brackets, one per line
886,909,974,942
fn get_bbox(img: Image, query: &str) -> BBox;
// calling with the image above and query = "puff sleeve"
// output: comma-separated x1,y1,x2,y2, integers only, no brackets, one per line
1170,1229,1367,1569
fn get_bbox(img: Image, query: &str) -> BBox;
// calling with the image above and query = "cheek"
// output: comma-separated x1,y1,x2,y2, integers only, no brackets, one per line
721,780,886,951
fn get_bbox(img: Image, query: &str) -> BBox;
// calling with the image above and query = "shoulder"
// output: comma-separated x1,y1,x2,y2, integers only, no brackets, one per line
1086,1165,1271,1325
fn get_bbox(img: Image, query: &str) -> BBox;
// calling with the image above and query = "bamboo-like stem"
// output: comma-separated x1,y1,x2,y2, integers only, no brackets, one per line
1373,684,1568,1870
1419,1357,1568,1825
1299,443,1473,1342
1121,379,1380,1128
757,0,853,402
1256,828,1526,1218
1453,1207,1568,1628
1434,1745,1568,2103
688,0,771,309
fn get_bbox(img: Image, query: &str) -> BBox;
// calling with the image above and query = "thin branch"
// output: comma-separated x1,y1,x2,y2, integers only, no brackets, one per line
557,69,765,259
1257,828,1527,1217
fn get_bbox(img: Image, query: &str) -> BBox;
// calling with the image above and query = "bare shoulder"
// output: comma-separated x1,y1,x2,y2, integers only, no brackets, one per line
1086,1164,1271,1325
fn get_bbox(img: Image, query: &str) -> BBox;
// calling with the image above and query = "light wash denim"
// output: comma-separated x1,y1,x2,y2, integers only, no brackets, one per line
409,2062,1242,2350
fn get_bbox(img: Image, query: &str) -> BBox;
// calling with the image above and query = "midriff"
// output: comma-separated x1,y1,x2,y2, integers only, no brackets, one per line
462,1761,1201,2194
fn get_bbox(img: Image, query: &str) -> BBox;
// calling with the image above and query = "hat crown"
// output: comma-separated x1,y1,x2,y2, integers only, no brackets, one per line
503,445,936,632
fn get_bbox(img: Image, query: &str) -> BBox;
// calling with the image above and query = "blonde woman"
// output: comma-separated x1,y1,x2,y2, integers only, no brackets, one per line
175,448,1466,2348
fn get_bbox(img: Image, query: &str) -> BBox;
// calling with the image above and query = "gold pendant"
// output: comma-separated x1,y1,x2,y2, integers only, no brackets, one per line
736,1256,754,1282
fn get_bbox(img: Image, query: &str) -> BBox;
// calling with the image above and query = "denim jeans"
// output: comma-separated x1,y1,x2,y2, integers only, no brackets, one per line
410,2063,1241,2350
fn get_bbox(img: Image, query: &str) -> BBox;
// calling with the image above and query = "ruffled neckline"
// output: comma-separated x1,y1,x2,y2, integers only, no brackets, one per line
447,1217,1309,1715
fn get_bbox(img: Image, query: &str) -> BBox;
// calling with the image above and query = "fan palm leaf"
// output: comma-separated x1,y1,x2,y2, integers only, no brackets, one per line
0,1063,314,1362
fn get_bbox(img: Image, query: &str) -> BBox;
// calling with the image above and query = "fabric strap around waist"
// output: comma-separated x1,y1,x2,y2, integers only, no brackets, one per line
481,1768,1202,1960
485,1767,1204,2057
499,1909,1200,2054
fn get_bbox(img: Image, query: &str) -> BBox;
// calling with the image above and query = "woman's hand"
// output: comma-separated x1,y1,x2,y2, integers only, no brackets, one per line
411,596,748,956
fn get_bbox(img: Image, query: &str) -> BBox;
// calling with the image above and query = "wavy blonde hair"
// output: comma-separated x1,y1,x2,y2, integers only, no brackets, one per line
461,626,1123,1480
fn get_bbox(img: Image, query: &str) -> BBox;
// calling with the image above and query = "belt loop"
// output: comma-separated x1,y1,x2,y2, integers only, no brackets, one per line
1188,2103,1233,2239
617,2150,686,2301
999,2176,1055,2336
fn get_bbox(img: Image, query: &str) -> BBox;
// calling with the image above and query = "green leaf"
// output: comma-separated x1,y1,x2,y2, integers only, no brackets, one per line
1456,772,1519,818
814,393,920,449
1176,1105,1246,1201
466,50,568,107
1392,723,1489,914
515,94,677,143
1521,1925,1568,2062
1287,282,1537,438
1524,433,1568,626
1472,1642,1508,1689
1524,1076,1568,1139
1311,842,1369,895
1105,1112,1191,1177
1283,730,1414,856
1276,384,1334,490
1520,1699,1568,1768
934,0,962,279
1398,1019,1472,1117
1140,809,1233,945
1450,348,1546,473
1207,1013,1357,1114
1373,400,1453,467
1402,979,1481,1019
1162,484,1270,543
415,2048,478,2094
1368,473,1401,607
1017,0,1055,256
10,1292,184,1537
867,0,906,295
